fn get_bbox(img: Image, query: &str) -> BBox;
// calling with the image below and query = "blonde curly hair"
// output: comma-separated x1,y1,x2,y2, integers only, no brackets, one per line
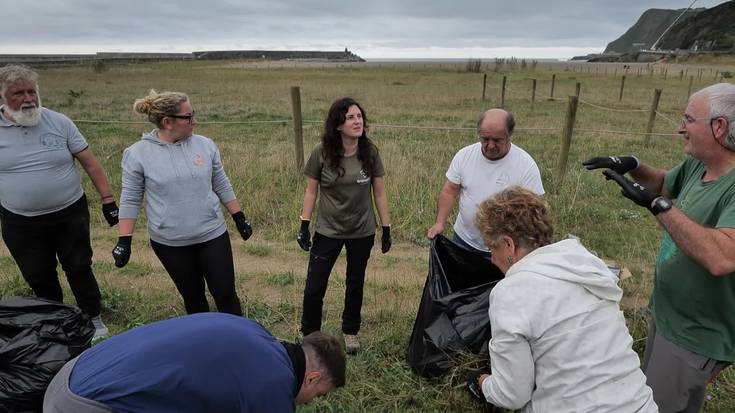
133,89,188,127
474,186,553,252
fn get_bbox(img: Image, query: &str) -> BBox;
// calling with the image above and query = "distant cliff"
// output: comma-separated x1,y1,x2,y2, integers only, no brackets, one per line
658,1,735,51
604,1,735,55
603,8,703,54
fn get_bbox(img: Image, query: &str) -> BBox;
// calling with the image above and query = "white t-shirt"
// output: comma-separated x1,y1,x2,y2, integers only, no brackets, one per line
446,142,544,251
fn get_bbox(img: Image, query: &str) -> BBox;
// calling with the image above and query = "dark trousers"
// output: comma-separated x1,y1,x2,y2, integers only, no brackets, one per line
301,232,375,335
0,194,101,316
151,231,242,316
642,317,731,413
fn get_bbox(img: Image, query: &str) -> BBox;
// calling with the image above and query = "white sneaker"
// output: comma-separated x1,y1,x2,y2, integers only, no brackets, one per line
344,334,361,354
91,315,109,341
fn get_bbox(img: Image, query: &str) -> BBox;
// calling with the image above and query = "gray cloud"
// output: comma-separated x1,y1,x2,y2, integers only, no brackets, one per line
4,0,726,57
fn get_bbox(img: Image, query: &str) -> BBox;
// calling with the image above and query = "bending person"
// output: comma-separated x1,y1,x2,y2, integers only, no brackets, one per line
466,187,657,412
296,97,391,354
112,90,252,315
44,314,345,412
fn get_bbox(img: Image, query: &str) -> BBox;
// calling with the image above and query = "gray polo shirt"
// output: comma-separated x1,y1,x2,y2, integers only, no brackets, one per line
0,107,87,216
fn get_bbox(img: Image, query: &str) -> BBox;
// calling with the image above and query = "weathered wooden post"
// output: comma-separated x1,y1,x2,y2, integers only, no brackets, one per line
575,82,581,99
482,73,487,101
531,78,537,111
550,74,556,99
556,96,579,190
619,75,626,102
290,86,304,171
645,89,662,147
501,75,507,108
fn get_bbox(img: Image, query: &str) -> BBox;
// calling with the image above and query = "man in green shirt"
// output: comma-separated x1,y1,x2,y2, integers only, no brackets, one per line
584,83,735,412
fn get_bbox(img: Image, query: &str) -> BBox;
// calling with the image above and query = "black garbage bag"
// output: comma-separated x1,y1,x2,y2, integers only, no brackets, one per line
407,235,504,377
0,297,94,412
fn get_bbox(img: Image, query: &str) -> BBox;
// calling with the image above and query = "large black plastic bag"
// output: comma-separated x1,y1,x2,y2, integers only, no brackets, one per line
407,235,504,377
0,297,94,412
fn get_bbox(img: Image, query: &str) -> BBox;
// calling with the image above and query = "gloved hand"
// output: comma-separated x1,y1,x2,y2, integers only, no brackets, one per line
381,225,392,254
232,211,252,241
583,155,639,175
602,170,659,213
102,201,119,227
466,370,489,402
112,236,132,268
297,219,311,251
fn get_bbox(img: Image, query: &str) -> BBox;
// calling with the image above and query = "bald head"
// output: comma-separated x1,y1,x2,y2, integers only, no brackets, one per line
477,109,514,160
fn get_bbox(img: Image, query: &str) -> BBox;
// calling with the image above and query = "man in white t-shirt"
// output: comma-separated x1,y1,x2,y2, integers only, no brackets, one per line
426,108,544,256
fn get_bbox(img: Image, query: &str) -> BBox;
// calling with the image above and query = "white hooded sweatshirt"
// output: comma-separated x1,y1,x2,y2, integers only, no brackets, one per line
481,239,658,412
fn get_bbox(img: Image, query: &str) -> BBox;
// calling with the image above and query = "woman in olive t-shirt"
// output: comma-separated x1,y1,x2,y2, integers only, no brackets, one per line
296,97,392,354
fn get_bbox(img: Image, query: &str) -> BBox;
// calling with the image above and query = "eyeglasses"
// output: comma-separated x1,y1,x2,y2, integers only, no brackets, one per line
168,111,196,124
680,114,731,127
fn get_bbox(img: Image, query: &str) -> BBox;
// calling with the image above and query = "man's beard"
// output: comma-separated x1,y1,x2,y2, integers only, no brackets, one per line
3,103,42,127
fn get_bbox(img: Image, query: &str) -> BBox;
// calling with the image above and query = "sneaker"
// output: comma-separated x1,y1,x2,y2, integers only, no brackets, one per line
344,334,361,354
91,315,109,341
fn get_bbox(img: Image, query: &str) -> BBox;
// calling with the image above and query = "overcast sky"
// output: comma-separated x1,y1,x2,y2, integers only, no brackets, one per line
3,0,727,59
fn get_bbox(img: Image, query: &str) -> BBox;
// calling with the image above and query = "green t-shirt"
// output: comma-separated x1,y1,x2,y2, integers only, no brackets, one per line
304,143,385,238
651,156,735,361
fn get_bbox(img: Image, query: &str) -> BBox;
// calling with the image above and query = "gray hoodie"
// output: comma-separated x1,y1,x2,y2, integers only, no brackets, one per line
482,239,657,412
119,130,236,246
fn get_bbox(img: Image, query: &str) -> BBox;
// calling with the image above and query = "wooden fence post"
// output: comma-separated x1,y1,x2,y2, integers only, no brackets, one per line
619,75,626,102
645,89,662,147
290,86,304,171
501,76,507,108
531,79,537,111
482,73,487,101
575,82,581,98
556,96,579,189
550,74,556,99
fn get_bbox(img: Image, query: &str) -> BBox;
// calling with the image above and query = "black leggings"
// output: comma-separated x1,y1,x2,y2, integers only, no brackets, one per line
151,231,242,315
301,232,375,335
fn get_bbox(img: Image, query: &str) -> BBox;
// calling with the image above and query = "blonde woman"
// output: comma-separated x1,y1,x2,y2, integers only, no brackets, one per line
112,90,251,315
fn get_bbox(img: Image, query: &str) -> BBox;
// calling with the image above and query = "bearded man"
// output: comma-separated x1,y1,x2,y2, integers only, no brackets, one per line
0,65,118,340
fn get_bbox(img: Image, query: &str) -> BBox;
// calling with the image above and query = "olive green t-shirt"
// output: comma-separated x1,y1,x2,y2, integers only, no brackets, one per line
650,156,735,361
304,143,385,238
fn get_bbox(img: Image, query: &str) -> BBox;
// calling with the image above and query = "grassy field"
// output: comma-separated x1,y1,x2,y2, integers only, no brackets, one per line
1,59,734,411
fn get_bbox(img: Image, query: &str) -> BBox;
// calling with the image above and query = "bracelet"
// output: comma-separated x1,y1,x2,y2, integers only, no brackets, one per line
101,195,114,201
299,215,310,221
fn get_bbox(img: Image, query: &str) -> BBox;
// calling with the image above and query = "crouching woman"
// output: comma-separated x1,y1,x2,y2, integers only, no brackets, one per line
468,187,657,412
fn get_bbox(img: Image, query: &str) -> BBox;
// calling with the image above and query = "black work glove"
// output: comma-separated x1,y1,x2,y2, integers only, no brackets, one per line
102,201,119,227
583,155,639,175
232,211,253,241
602,169,659,213
112,236,132,268
381,225,392,254
297,219,311,251
466,370,489,402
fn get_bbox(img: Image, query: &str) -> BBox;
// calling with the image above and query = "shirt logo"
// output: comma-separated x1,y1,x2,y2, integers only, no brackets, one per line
357,169,370,184
39,133,66,150
192,154,204,166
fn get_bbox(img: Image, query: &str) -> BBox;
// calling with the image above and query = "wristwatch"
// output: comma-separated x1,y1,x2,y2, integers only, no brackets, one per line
650,196,673,216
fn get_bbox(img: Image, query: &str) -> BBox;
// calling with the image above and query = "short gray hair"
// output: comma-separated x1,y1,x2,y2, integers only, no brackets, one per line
690,83,735,151
0,65,38,94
